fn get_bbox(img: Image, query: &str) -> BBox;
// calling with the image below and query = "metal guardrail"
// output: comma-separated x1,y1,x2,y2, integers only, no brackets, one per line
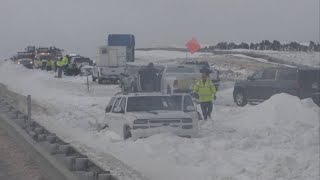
0,96,117,180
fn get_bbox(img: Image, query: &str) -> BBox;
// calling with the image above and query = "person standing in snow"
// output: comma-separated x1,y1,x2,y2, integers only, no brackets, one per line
139,62,158,92
56,56,68,78
46,59,53,71
193,67,216,120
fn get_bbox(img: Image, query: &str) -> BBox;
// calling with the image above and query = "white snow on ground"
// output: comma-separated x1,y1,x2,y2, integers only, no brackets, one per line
0,51,319,180
231,54,296,68
227,49,320,67
135,50,211,63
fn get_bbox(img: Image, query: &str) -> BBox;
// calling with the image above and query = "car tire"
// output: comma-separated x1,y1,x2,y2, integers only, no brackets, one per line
98,78,102,84
123,125,131,140
131,83,137,93
167,86,171,94
92,76,96,82
234,90,247,106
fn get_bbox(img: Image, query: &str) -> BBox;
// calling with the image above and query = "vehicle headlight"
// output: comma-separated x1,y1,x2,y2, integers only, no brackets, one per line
182,118,192,123
17,62,20,64
134,119,148,124
30,61,33,64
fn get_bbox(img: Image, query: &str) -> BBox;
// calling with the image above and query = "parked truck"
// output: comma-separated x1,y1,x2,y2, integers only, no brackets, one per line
108,34,135,62
93,46,127,84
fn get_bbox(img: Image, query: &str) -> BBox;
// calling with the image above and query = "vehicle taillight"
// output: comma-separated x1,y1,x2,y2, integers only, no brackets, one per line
173,80,178,88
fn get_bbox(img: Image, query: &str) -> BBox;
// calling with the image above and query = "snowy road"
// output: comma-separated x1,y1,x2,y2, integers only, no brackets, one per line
0,126,48,180
0,50,319,180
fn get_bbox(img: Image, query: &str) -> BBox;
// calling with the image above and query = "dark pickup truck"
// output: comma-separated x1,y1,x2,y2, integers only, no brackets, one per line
233,67,320,106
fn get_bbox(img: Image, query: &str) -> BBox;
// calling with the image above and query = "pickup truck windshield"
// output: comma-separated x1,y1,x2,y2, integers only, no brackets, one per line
127,96,174,112
166,66,195,73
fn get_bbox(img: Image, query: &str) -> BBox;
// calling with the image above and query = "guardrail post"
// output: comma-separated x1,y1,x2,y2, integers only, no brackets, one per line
27,95,31,127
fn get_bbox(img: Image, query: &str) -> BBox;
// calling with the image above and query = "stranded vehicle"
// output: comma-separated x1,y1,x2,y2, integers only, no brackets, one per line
233,67,320,106
94,46,127,84
16,58,34,69
104,93,198,139
181,61,220,90
160,64,200,94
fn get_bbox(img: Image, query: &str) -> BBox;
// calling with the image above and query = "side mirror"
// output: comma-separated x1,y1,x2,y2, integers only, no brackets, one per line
185,106,195,112
114,107,124,113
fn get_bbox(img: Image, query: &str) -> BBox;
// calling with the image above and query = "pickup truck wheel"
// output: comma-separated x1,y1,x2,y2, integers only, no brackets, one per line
123,125,131,140
98,78,102,84
131,83,137,92
235,90,247,106
167,86,171,94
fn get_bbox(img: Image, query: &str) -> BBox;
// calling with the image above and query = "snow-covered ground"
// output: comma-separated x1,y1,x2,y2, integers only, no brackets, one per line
0,51,319,180
225,49,320,67
135,50,211,64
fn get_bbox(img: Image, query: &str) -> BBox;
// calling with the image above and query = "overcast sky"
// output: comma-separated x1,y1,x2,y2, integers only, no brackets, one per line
0,0,319,58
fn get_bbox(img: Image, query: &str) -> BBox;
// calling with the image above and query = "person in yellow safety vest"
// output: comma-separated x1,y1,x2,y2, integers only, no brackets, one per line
56,57,64,78
56,56,69,78
38,59,43,69
46,59,53,71
193,67,217,120
61,56,69,66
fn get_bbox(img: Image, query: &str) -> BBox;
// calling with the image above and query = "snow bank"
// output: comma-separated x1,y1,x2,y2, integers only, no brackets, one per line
106,94,319,180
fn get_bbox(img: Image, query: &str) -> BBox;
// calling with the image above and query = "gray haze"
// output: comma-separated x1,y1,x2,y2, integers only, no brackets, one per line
0,0,319,58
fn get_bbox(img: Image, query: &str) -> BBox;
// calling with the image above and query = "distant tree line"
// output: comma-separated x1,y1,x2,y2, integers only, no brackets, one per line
202,40,320,52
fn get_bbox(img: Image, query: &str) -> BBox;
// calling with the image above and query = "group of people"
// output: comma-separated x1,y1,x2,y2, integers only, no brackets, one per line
36,55,69,78
138,62,217,120
37,59,54,71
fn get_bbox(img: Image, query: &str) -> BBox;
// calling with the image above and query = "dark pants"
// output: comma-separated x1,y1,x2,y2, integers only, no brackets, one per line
46,66,52,71
57,67,62,78
200,101,213,120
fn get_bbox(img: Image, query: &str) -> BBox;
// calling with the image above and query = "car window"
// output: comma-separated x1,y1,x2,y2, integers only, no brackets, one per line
262,70,276,80
278,70,297,80
105,97,116,113
112,97,122,112
127,96,174,112
170,95,182,111
299,70,320,82
120,97,127,112
252,71,263,80
183,96,194,112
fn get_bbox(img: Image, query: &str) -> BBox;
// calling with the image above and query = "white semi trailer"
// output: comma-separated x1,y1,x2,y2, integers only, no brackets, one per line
93,46,127,84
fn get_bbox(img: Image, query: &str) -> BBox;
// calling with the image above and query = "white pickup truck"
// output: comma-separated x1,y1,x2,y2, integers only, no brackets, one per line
95,46,126,84
104,93,199,139
160,64,200,94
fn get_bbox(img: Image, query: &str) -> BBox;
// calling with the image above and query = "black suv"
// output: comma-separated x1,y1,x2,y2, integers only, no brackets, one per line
233,68,320,106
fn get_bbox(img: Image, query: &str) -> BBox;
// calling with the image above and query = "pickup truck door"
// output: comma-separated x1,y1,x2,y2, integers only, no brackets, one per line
108,97,126,136
182,95,199,121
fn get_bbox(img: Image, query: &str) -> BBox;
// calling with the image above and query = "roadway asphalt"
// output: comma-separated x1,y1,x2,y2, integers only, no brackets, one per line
0,126,49,180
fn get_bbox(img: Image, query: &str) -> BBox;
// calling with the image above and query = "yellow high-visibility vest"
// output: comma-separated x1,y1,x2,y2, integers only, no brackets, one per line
193,80,216,102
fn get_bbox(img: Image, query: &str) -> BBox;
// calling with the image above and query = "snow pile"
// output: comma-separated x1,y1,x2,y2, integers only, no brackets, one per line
105,94,318,180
